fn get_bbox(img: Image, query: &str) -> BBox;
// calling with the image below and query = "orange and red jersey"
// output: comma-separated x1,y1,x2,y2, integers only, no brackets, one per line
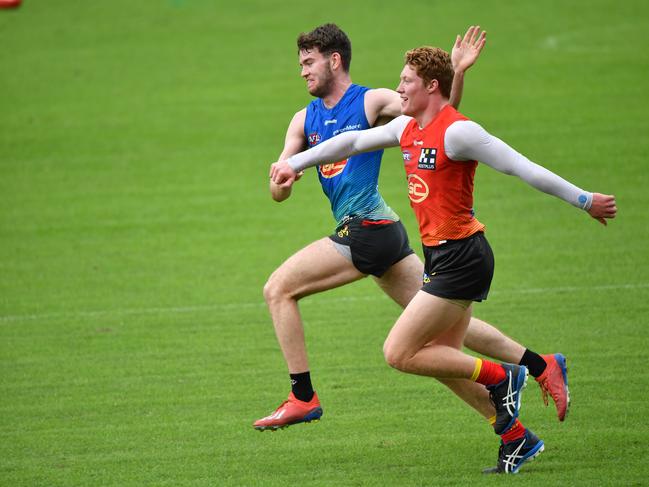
400,105,485,246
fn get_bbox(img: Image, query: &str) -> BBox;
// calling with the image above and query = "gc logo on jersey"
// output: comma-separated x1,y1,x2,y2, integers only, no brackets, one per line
408,174,429,203
319,159,348,178
308,132,321,147
418,148,437,170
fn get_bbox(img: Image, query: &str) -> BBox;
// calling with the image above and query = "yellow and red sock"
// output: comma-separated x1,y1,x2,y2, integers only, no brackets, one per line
500,419,526,443
471,358,506,386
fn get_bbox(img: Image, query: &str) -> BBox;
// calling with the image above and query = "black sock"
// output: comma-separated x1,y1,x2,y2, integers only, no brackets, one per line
290,371,314,402
518,349,547,378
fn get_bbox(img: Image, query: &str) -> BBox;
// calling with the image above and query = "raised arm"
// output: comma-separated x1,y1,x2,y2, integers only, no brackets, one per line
449,25,487,109
270,116,410,188
270,109,307,202
445,120,617,224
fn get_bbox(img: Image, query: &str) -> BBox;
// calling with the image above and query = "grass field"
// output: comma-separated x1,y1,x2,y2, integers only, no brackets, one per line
2,1,649,485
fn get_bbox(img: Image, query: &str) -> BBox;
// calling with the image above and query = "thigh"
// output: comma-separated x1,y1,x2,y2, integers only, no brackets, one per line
269,237,366,299
385,290,471,354
373,253,424,308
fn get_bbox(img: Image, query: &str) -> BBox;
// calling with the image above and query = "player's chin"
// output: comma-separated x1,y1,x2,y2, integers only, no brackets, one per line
307,87,322,97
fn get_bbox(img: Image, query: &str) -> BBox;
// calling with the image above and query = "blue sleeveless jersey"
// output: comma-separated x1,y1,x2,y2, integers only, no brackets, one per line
304,84,398,227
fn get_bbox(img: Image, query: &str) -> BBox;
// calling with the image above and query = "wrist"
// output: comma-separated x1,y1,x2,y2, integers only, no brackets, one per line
287,157,300,172
578,192,593,211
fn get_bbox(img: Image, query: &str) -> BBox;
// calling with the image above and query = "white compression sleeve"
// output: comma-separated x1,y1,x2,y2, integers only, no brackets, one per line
287,115,411,172
445,121,593,210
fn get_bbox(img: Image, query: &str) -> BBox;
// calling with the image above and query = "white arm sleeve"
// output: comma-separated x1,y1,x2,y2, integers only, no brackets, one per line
287,116,411,172
445,121,593,210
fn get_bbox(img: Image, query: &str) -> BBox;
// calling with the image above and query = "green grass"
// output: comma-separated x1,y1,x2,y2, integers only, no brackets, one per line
2,0,649,485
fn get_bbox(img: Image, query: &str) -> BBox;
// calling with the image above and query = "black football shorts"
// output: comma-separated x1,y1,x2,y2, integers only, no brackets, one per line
421,232,494,302
329,218,414,277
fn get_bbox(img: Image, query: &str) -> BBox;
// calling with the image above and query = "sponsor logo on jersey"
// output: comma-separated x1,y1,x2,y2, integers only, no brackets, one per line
319,159,348,178
308,132,321,146
408,174,429,203
413,140,424,146
418,148,437,170
324,119,337,125
333,123,362,136
402,151,412,161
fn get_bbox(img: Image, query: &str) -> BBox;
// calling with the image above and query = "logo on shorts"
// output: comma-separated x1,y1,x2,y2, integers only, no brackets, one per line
308,132,321,146
408,174,429,203
418,148,437,170
337,225,349,238
423,272,436,284
319,159,348,178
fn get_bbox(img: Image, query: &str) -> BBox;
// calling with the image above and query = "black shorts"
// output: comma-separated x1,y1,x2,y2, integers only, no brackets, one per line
329,218,414,277
421,232,494,302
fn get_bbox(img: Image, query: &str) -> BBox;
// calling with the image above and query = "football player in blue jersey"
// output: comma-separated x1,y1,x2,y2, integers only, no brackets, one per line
254,24,569,432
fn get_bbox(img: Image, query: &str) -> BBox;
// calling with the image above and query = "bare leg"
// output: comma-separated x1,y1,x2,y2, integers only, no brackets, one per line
263,238,365,373
373,253,422,308
376,253,525,364
382,292,496,418
463,318,525,364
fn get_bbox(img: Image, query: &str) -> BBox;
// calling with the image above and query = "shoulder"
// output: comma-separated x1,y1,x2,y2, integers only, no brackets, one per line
445,120,489,159
364,88,401,126
293,107,307,121
364,88,400,108
446,120,486,141
287,108,308,134
387,115,414,139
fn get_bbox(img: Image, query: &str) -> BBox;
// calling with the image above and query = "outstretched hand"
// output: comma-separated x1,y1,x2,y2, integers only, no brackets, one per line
588,193,617,225
452,25,487,73
269,161,298,188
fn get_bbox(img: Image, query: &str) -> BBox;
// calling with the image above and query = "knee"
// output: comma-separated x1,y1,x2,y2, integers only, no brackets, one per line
383,339,410,372
263,272,293,306
262,274,280,305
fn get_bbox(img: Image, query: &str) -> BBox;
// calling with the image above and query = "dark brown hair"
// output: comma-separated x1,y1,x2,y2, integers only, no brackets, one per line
297,23,352,72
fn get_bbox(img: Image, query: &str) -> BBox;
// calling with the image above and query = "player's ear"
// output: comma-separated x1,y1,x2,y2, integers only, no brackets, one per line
427,79,438,94
330,52,342,71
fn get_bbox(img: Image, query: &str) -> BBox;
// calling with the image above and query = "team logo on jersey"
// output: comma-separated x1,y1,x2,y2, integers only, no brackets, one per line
402,151,412,161
308,132,321,147
319,159,348,178
408,174,429,203
418,148,437,170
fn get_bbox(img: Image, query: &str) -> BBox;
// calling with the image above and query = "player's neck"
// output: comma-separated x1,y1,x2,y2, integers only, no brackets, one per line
415,98,450,129
321,77,352,109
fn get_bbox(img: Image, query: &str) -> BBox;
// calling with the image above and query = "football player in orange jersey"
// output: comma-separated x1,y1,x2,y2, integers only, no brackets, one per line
270,45,616,472
257,25,571,439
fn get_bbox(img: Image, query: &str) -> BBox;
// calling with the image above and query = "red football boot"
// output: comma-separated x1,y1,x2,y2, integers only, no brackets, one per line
536,353,570,421
253,392,323,431
0,0,22,9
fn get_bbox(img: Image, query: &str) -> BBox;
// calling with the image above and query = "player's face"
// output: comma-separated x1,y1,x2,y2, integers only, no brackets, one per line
299,48,334,98
396,64,429,117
